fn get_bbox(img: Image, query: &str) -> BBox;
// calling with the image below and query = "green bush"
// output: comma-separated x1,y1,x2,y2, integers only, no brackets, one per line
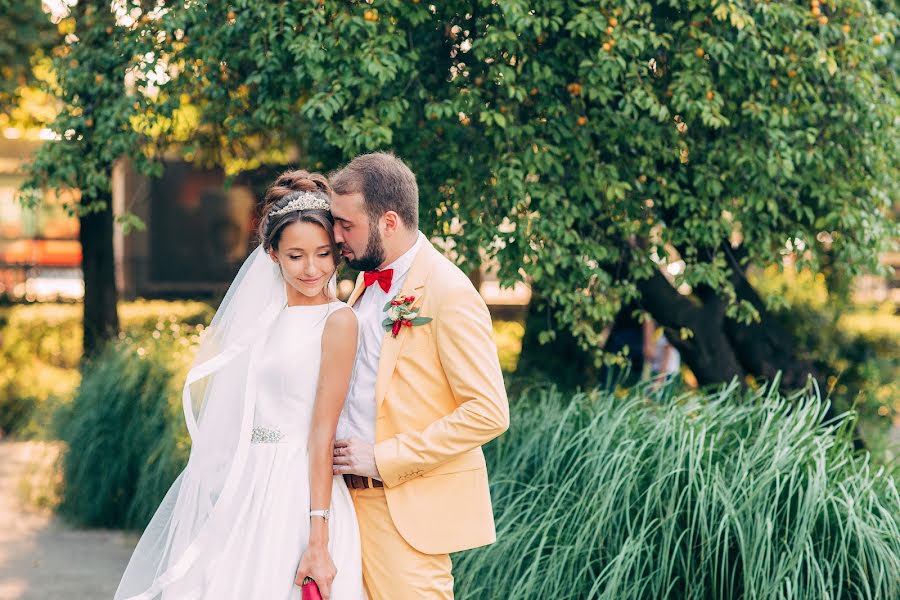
56,323,196,529
0,300,213,437
0,305,82,435
752,266,899,464
454,383,900,599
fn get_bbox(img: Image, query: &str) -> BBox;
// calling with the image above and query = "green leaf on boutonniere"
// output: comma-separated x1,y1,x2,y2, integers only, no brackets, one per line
382,317,394,330
383,300,395,312
410,317,432,325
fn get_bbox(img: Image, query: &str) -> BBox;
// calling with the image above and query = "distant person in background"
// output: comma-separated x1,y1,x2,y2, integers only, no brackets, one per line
603,300,646,385
604,305,681,387
643,317,681,388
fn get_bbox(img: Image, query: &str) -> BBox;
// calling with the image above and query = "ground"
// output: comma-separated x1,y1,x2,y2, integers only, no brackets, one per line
0,441,137,600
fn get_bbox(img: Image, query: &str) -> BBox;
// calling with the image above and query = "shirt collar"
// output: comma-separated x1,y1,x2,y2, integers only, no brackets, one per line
381,231,425,283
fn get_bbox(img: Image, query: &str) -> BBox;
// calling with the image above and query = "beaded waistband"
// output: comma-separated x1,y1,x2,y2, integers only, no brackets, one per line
250,425,285,444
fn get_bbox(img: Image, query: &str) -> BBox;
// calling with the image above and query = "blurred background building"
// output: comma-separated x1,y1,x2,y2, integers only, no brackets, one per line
0,136,82,301
1,140,532,308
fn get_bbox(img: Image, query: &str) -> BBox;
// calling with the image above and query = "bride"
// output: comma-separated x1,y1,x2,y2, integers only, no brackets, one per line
114,170,364,600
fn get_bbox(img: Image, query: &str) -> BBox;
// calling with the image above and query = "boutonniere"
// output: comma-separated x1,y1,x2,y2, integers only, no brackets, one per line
382,293,432,338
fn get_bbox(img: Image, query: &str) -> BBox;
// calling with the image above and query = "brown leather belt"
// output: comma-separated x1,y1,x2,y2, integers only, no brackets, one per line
344,474,384,489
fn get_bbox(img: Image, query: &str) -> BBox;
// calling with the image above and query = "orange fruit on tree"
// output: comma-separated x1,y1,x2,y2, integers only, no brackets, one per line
873,34,882,45
576,116,588,126
602,42,612,52
696,47,704,58
842,23,850,33
818,15,828,25
567,82,583,95
608,17,618,27
770,78,779,88
811,7,821,16
706,90,714,101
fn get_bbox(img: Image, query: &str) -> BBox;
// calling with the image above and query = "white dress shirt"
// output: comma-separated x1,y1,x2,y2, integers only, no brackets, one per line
338,232,426,444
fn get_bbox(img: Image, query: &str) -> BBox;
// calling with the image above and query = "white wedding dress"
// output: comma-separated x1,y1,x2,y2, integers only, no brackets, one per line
184,301,364,599
115,248,365,600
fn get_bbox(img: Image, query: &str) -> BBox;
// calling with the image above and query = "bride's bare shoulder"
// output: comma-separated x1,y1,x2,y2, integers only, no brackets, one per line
324,303,358,334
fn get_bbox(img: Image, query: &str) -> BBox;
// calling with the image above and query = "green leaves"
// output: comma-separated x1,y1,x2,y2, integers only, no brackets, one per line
19,0,898,364
381,316,433,332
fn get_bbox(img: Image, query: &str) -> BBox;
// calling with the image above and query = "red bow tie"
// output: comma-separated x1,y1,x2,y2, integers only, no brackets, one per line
363,269,394,293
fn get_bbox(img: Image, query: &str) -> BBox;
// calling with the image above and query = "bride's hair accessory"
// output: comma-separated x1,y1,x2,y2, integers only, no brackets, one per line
267,191,330,219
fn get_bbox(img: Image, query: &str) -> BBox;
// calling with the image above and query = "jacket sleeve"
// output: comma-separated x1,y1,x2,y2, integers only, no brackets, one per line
374,282,510,487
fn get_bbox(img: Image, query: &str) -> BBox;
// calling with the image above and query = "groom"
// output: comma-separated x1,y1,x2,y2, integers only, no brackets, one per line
329,152,509,599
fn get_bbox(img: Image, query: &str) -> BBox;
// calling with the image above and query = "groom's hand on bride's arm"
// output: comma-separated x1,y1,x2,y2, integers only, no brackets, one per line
332,438,381,480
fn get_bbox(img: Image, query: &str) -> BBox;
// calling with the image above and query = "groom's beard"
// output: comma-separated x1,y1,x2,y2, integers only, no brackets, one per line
344,228,386,272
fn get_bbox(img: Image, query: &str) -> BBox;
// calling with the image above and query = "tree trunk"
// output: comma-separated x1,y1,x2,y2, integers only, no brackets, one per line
519,267,822,393
724,270,826,390
634,273,746,385
79,192,120,357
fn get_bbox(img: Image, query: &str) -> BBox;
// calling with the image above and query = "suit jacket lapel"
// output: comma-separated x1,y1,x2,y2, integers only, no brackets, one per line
346,272,366,306
374,240,437,412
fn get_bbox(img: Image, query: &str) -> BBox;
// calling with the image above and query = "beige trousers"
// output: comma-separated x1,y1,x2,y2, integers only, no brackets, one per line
349,486,453,599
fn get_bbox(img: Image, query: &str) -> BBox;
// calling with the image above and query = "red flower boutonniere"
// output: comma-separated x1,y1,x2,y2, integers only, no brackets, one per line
382,294,432,338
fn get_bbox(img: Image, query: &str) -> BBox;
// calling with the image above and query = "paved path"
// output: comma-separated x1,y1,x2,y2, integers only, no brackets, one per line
0,441,137,600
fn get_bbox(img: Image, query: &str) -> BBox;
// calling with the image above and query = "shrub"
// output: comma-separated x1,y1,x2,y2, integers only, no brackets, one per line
454,382,900,599
56,323,197,529
752,266,899,465
0,305,82,435
0,300,213,437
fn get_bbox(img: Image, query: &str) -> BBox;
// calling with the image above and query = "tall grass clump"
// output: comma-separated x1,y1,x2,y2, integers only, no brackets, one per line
56,324,198,529
455,381,900,599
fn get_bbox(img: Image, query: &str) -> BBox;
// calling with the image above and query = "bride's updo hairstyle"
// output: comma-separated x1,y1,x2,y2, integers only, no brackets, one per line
258,169,339,266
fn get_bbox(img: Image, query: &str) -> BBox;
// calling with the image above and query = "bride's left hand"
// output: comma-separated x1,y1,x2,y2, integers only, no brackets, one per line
295,543,337,599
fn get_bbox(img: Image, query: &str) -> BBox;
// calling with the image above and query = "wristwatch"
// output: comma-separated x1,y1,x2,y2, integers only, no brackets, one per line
309,509,330,521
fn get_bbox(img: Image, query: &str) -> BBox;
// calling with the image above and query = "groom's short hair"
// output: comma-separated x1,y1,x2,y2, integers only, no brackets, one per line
330,152,419,230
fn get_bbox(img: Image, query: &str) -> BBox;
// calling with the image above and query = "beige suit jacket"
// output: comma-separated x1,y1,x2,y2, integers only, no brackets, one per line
347,239,509,555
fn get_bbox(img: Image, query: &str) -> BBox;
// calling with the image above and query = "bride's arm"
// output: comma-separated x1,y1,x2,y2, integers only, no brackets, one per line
295,307,358,597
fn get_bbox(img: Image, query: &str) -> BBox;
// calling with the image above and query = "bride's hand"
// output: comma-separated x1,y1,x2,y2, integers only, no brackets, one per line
295,543,337,599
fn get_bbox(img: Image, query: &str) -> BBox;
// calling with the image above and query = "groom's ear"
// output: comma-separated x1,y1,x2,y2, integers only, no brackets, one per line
382,210,401,237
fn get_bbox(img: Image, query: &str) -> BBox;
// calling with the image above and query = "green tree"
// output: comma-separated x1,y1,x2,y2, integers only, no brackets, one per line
22,2,173,355
26,0,899,380
0,0,56,115
162,0,897,388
